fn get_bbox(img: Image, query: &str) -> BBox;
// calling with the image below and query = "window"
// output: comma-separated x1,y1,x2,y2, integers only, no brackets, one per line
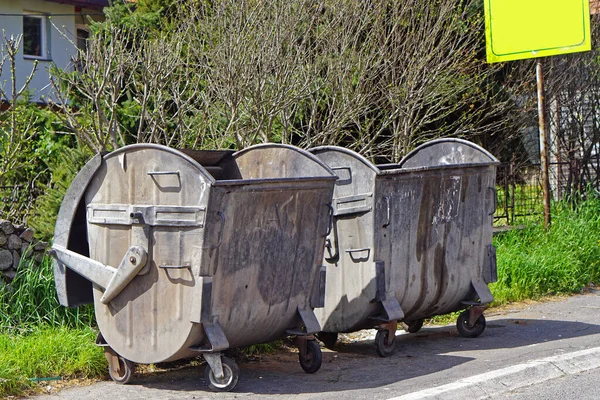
76,28,89,53
22,14,47,58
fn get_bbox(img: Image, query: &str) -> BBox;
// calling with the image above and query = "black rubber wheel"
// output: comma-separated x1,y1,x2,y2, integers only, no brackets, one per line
316,332,339,349
401,319,424,333
375,329,396,357
204,356,240,392
108,355,135,384
299,340,322,373
456,310,486,338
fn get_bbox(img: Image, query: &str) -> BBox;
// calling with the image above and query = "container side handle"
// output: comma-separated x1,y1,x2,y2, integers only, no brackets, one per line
210,212,225,249
325,204,334,236
382,196,391,227
488,187,497,216
147,170,181,188
147,170,180,176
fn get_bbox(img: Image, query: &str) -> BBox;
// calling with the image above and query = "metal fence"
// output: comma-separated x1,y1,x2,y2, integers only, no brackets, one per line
494,158,600,226
495,162,543,226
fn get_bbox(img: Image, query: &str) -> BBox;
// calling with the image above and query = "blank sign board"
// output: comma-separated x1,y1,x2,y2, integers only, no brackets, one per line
485,0,591,63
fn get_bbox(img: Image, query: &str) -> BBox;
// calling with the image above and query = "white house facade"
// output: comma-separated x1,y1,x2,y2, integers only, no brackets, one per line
0,0,108,102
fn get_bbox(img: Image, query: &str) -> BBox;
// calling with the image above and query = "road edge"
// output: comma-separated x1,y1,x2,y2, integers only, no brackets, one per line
387,346,600,400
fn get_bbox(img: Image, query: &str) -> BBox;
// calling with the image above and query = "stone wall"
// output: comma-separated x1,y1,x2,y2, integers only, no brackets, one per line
0,219,48,282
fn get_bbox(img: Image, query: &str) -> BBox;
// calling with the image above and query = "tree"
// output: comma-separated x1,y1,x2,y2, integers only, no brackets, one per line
50,0,527,163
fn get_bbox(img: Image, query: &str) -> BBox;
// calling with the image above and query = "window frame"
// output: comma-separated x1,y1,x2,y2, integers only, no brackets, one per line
75,25,90,53
22,12,50,60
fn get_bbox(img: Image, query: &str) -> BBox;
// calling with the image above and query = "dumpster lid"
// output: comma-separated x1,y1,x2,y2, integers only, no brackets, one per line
230,143,338,180
398,138,499,169
104,144,220,183
179,149,235,166
310,146,380,174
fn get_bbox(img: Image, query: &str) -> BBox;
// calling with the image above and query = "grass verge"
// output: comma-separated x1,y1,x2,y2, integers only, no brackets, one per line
0,325,105,397
0,257,105,397
491,195,600,304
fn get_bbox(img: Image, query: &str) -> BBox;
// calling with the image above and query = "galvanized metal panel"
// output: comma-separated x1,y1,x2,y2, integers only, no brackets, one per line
399,138,499,169
206,179,335,346
53,153,102,307
55,143,336,366
233,144,337,179
85,145,213,364
376,165,497,320
310,147,380,333
310,140,498,334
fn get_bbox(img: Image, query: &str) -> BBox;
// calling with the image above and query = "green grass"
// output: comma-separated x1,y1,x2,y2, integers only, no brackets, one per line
0,325,105,397
491,195,600,304
0,257,95,331
0,257,105,397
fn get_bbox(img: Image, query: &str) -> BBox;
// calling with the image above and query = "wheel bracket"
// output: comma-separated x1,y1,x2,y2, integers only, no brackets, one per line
104,347,121,375
203,353,224,381
296,334,315,360
468,305,487,327
377,320,398,343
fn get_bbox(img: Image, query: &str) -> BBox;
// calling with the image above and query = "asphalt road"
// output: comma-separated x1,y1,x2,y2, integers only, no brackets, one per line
490,368,600,400
32,290,600,400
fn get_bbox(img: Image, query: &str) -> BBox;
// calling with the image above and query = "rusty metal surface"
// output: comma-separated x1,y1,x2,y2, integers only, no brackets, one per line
310,139,499,334
53,143,335,365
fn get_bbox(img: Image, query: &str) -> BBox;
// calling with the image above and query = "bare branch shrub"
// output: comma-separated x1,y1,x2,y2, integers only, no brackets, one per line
50,0,526,162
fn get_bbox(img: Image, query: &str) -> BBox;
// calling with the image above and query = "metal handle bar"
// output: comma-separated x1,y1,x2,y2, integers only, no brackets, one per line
383,196,391,227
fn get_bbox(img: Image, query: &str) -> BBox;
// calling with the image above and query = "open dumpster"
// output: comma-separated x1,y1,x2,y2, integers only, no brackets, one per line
50,143,336,391
310,138,499,356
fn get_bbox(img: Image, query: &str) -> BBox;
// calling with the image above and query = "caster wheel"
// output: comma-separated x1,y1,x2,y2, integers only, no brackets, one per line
375,329,396,357
204,356,239,392
401,319,424,333
299,340,322,373
457,310,486,338
316,332,338,349
108,355,135,384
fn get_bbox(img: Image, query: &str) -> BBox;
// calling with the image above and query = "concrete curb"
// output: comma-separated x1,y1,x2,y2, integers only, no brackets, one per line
387,347,600,400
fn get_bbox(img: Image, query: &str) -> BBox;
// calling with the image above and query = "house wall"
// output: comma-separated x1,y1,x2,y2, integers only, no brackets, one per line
0,0,88,102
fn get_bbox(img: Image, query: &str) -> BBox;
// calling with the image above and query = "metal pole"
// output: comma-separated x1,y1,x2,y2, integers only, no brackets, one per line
537,60,551,229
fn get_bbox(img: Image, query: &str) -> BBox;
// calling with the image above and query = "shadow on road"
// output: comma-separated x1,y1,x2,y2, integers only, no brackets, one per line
129,316,600,395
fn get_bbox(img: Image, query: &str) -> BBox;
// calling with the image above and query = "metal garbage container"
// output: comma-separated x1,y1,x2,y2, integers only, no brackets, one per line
309,138,499,356
50,143,336,391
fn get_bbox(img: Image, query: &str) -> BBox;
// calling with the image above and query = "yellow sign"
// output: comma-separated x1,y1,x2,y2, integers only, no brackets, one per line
485,0,591,63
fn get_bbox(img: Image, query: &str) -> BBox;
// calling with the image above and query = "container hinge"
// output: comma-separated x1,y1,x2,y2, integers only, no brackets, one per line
374,260,386,302
484,244,497,283
310,265,326,308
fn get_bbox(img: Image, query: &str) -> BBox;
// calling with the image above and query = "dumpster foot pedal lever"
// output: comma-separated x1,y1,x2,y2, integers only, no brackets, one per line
286,306,321,336
190,320,229,353
370,297,404,322
469,279,494,305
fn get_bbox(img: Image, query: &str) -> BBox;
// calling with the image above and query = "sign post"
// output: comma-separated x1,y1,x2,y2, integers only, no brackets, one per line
484,0,592,229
